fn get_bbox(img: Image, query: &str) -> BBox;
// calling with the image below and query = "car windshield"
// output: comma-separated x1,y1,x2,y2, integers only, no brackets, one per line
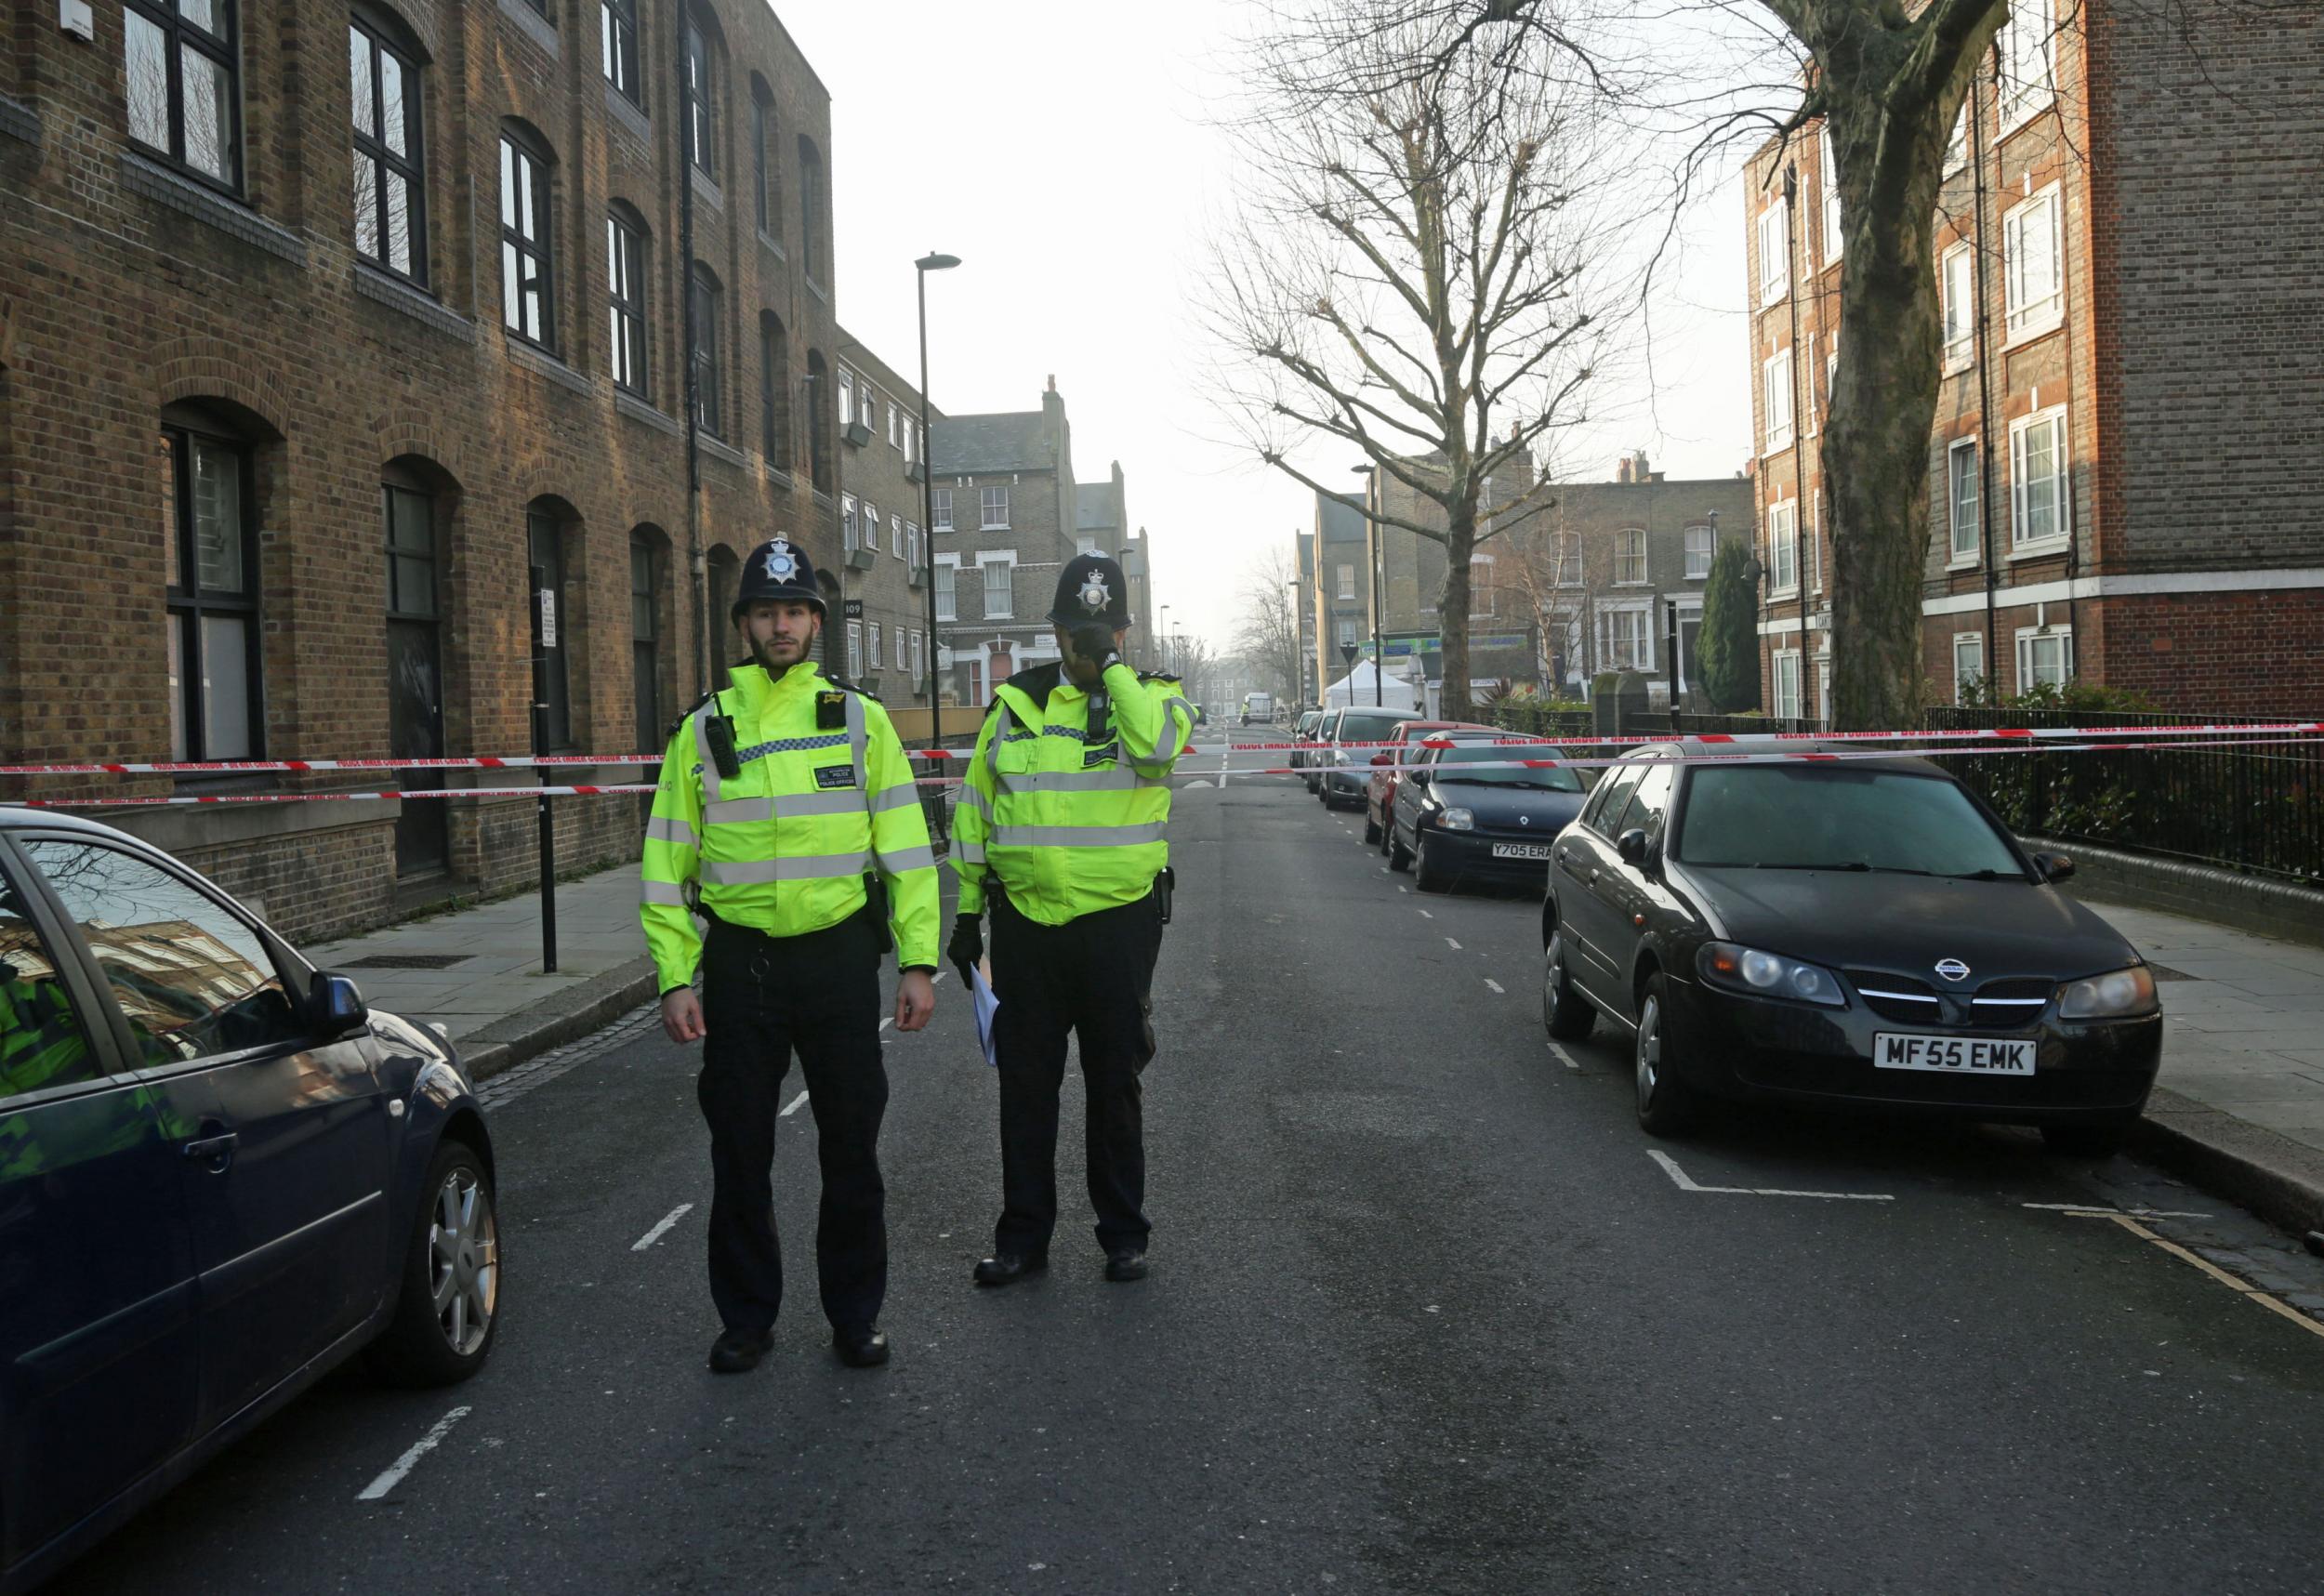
1676,766,2026,877
1336,712,1414,743
1433,743,1584,791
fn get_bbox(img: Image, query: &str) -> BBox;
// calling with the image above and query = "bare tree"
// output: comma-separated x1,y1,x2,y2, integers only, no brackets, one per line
1208,7,1621,721
1499,489,1608,697
1235,547,1306,707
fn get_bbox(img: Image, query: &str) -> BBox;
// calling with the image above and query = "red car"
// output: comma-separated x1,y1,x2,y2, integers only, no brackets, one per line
1365,720,1493,849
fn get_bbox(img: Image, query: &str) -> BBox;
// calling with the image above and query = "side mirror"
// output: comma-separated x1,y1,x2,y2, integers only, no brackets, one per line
2034,851,2076,883
1370,751,1394,767
1617,828,1651,866
307,972,370,1041
1409,769,1431,786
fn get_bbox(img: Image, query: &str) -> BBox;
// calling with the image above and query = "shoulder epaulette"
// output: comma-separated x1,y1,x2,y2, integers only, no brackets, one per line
823,673,882,704
1137,669,1183,684
1004,662,1064,700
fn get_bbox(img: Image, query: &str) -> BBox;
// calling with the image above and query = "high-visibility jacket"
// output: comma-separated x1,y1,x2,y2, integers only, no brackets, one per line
640,661,940,993
953,662,1195,927
0,974,89,1099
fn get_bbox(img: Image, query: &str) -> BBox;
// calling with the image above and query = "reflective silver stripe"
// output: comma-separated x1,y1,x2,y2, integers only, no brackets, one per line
706,796,770,825
991,823,1168,849
693,702,723,804
644,815,697,847
957,784,993,818
988,703,1015,777
874,843,938,874
953,840,987,864
844,691,867,793
702,852,869,885
640,879,690,906
772,789,865,818
869,784,919,813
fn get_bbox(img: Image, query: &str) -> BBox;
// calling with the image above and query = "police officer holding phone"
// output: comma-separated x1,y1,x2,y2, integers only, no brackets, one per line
640,538,939,1374
946,553,1195,1287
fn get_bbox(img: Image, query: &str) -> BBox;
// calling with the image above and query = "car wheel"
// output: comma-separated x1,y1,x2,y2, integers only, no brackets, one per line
2040,1119,2135,1158
1414,833,1452,893
1633,975,1699,1136
369,1140,501,1387
1542,927,1596,1041
1362,806,1382,845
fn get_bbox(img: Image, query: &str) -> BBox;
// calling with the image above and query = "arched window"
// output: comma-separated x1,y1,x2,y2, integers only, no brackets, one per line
759,311,789,471
384,454,457,877
689,262,722,438
805,348,832,493
498,120,558,350
748,76,780,237
160,400,269,759
797,135,825,283
628,527,673,752
526,497,580,751
706,544,741,690
1615,527,1648,585
350,7,429,284
606,201,649,395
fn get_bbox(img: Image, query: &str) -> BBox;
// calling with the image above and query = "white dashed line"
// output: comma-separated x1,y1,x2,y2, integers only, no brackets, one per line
357,1405,473,1501
2026,1203,2213,1219
1445,937,1461,951
1647,1149,1893,1202
630,1203,694,1251
1417,910,1433,919
1549,1043,1580,1071
879,1016,894,1031
1483,978,1505,994
780,1090,811,1117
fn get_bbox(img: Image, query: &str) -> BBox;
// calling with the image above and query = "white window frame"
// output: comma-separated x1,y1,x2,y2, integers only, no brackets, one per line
1336,562,1355,600
1819,126,1842,264
860,501,877,547
838,367,855,427
911,629,924,680
847,620,863,677
978,550,1015,619
1470,554,1495,618
1598,601,1655,672
931,487,954,533
1757,198,1789,308
1948,438,1982,568
1684,523,1714,581
1997,0,2056,135
1335,616,1357,650
980,484,1010,531
1808,494,1823,594
1946,104,1969,174
2014,626,2073,692
867,621,881,668
1762,348,1795,455
897,625,909,672
1952,632,1985,704
1766,499,1799,597
889,402,903,449
839,492,858,551
891,513,904,559
2003,183,2064,344
1940,242,1975,372
1614,528,1649,586
1772,650,1802,720
933,552,959,622
2009,404,2070,557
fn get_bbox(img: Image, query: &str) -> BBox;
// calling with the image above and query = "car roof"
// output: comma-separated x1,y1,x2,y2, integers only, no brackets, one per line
1659,744,1953,779
0,806,136,841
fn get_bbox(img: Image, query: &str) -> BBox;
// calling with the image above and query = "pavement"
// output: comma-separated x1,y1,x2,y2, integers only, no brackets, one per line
67,728,2324,1594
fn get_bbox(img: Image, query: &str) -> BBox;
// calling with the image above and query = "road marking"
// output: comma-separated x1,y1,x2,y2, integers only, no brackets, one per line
780,1089,811,1117
630,1203,694,1252
1445,937,1461,951
1647,1149,1894,1202
1549,1043,1580,1071
357,1405,473,1501
1417,909,1433,919
2096,1214,2324,1339
2025,1202,2212,1219
1483,978,1505,994
879,1016,894,1031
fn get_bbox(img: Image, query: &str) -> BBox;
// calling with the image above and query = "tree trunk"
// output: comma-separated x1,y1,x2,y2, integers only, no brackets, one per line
1439,504,1478,719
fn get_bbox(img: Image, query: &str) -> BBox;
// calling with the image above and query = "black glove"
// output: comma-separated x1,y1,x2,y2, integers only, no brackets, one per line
1069,622,1119,670
946,914,984,983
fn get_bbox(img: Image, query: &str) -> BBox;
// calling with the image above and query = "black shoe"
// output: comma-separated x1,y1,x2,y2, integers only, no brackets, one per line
1104,1248,1149,1283
832,1326,890,1368
707,1328,773,1374
972,1250,1049,1286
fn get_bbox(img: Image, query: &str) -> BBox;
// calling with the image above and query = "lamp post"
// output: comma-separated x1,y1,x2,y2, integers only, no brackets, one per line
1159,604,1172,677
1350,464,1383,706
915,251,959,755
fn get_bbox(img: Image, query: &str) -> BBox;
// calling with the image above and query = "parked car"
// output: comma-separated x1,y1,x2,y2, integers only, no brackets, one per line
0,809,499,1592
1538,749,2163,1154
1388,735,1590,893
1303,708,1341,795
1288,709,1325,783
1315,706,1425,810
1363,720,1492,848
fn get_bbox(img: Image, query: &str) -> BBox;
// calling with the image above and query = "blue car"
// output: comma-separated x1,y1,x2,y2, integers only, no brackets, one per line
0,808,498,1592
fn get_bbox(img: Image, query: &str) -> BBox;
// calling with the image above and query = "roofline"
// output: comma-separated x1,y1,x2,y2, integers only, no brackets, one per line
763,7,833,101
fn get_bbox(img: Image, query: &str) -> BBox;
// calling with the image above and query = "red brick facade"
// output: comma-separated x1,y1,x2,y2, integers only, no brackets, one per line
1,0,853,940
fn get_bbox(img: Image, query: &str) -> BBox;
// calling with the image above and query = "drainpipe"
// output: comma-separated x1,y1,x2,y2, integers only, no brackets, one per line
1971,68,2000,693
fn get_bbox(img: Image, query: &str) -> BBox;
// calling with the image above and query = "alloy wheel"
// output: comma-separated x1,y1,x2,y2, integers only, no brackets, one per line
1634,993,1663,1118
429,1166,499,1357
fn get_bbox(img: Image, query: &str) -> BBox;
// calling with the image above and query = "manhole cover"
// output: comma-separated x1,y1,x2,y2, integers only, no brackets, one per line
343,953,472,970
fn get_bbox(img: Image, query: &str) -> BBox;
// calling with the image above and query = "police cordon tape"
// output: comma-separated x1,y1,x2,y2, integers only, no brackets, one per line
5,730,2318,807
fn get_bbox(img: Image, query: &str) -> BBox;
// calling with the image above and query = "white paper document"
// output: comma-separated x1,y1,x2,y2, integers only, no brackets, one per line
971,961,1000,1069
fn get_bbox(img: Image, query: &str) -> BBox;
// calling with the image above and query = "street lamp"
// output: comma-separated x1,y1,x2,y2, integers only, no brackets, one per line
915,251,959,760
1351,464,1382,706
1159,604,1172,676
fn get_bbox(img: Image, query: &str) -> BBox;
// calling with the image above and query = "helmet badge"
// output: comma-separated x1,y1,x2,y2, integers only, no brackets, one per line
1079,571,1112,615
763,540,799,582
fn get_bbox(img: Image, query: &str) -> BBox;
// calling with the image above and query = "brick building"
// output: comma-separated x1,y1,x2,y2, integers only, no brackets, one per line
1743,0,2324,720
830,329,938,704
1074,464,1158,668
0,0,852,942
1355,452,1545,701
1309,491,1372,699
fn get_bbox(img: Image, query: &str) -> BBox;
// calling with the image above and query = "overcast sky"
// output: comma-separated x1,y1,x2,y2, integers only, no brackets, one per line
779,0,1752,655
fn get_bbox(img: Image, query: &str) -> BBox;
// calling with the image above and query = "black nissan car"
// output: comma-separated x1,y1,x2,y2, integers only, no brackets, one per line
1389,736,1591,893
1538,749,2163,1154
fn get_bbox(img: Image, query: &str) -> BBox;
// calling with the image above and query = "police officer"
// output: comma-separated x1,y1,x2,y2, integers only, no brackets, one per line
640,537,940,1374
946,553,1195,1286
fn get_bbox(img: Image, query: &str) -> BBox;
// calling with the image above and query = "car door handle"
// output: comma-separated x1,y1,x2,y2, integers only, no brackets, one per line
182,1131,239,1166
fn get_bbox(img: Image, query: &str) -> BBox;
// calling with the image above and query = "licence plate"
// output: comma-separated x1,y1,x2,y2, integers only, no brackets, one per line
1872,1033,2035,1075
1490,843,1553,861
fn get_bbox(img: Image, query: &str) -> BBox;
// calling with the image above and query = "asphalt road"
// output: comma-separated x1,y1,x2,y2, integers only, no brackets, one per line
62,727,2324,1595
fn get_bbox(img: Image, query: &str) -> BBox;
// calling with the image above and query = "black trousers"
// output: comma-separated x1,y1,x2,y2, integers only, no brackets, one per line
990,889,1164,1257
697,911,888,1337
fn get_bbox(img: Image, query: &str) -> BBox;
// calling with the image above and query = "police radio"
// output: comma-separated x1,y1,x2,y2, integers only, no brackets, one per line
703,712,742,781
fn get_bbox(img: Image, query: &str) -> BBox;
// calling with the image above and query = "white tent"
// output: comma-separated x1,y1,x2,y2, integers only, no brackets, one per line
1323,660,1419,710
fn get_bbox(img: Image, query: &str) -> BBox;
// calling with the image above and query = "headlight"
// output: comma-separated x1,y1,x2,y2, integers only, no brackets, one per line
1697,942,1846,1008
2058,965,2158,1020
1437,806,1475,831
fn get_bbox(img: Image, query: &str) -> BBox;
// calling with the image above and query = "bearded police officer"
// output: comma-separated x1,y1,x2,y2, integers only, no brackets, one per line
946,553,1195,1286
640,538,940,1374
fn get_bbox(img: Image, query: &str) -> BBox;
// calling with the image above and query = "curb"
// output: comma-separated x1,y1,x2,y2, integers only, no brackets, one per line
2131,1084,2324,1238
453,954,664,1083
